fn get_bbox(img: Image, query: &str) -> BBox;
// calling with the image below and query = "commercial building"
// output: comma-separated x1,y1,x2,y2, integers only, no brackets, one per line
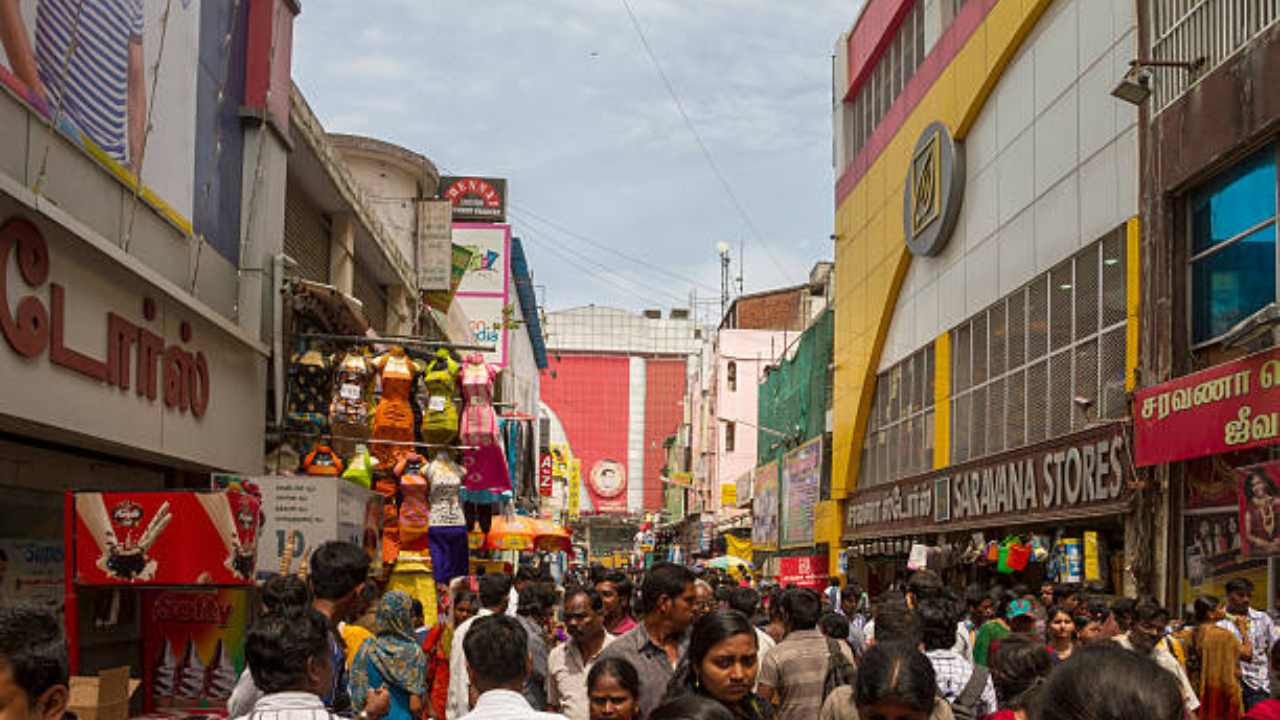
1130,3,1280,610
831,0,1143,593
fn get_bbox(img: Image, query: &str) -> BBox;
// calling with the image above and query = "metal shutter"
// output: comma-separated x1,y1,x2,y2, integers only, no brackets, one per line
284,185,330,284
352,266,386,332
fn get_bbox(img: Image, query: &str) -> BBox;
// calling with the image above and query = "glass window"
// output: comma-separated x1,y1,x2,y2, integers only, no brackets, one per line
1190,147,1278,343
725,422,735,453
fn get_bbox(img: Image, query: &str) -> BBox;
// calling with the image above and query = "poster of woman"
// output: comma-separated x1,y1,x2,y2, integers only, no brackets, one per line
1238,461,1280,557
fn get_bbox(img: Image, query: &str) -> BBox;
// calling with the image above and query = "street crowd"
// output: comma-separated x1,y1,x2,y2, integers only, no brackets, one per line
4,542,1280,720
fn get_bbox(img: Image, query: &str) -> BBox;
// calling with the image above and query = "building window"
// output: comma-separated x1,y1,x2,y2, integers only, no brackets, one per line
727,361,738,392
725,422,736,454
1190,146,1278,344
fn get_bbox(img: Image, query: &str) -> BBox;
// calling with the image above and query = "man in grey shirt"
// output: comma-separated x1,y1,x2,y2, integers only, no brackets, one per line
516,581,558,710
599,562,698,720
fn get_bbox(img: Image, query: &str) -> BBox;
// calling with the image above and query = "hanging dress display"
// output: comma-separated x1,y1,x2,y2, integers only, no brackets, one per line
329,351,374,457
426,452,469,585
394,453,430,552
420,350,461,446
372,347,422,565
284,344,331,463
458,355,510,534
302,445,344,476
341,444,377,489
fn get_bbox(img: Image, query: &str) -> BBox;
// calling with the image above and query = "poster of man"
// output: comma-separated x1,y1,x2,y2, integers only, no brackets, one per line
1238,460,1280,557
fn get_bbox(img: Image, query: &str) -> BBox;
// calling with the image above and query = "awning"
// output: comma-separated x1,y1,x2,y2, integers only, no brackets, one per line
288,279,370,336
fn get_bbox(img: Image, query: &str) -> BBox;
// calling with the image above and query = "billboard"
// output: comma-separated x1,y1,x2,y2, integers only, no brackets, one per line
1238,460,1280,558
752,462,779,551
781,438,822,548
440,176,507,222
452,223,510,366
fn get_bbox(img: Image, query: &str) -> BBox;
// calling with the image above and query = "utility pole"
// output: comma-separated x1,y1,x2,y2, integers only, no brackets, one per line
717,241,731,322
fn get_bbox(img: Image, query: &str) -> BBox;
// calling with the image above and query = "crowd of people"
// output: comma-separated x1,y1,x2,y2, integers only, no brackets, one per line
9,544,1280,720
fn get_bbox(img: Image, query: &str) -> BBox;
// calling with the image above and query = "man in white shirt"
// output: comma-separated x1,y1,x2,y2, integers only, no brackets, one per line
1218,577,1276,711
1113,601,1200,715
447,574,512,719
547,587,616,720
461,614,568,720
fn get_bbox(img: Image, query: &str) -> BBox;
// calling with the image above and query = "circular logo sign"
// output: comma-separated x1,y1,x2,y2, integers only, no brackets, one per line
902,121,965,257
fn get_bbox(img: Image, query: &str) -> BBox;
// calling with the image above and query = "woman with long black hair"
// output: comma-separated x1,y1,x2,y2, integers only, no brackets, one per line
664,610,774,720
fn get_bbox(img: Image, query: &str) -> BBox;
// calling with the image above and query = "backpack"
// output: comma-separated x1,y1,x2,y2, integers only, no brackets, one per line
949,665,990,720
822,638,857,701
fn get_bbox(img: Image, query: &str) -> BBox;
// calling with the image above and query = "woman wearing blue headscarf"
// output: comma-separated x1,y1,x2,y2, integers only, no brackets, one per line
350,590,428,720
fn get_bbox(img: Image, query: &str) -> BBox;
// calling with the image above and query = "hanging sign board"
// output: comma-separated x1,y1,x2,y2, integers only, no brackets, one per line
539,454,554,497
439,177,507,222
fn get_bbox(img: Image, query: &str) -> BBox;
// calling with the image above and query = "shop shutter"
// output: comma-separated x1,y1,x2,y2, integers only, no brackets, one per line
352,266,387,332
283,185,330,284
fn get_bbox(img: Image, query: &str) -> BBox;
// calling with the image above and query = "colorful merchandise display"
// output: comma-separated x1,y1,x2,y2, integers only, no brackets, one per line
459,355,511,533
420,350,461,446
329,351,375,456
395,453,431,551
427,452,469,585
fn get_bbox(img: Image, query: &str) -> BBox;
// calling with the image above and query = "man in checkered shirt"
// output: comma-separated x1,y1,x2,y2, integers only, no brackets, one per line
919,597,996,717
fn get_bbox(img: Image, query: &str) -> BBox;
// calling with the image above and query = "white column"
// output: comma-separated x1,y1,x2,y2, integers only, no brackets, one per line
629,356,647,514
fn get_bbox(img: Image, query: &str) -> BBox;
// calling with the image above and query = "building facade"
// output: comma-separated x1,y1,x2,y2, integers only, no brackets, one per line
832,0,1143,593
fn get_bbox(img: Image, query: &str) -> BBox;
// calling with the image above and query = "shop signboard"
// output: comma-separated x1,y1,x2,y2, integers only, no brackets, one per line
538,453,554,497
752,462,780,551
0,540,62,615
439,177,507,223
1134,347,1280,467
844,425,1132,540
777,555,826,591
781,438,822,548
251,477,383,576
73,491,260,586
417,199,454,291
721,482,737,508
1237,459,1280,558
568,459,582,521
144,588,248,709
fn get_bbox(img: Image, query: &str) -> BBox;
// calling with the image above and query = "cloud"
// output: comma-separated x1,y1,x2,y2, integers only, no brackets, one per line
292,0,857,312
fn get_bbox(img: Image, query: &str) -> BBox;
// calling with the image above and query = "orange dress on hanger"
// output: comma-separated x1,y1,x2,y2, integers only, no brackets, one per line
371,348,421,565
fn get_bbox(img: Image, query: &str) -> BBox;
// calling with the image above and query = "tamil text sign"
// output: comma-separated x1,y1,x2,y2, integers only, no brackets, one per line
781,438,822,548
752,462,779,551
1135,347,1280,466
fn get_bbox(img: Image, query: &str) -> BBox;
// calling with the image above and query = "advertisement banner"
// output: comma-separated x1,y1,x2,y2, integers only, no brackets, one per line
0,540,62,614
752,462,780,551
1186,451,1271,509
452,224,510,366
1184,510,1264,600
144,589,248,709
0,0,205,232
781,438,822,548
74,491,259,586
440,177,507,223
1238,460,1280,558
538,453,554,497
1135,347,1280,467
735,469,753,507
721,482,737,508
568,459,582,522
252,476,383,576
777,556,827,591
585,458,629,514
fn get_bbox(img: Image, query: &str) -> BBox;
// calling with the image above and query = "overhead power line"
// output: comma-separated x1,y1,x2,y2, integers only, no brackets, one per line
618,0,792,277
517,222,679,310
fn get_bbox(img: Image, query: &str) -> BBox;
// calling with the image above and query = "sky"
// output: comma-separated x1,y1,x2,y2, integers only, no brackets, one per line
292,0,857,319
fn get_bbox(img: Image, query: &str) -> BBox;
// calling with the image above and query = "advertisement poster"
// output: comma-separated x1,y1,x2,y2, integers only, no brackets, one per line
144,589,248,709
0,0,204,231
781,438,822,548
567,459,582,522
538,453,553,497
721,482,737,508
74,491,259,586
1238,460,1280,558
452,224,510,366
586,459,628,514
1186,450,1269,509
0,540,62,615
253,476,383,576
777,556,827,591
752,462,780,551
1184,510,1265,602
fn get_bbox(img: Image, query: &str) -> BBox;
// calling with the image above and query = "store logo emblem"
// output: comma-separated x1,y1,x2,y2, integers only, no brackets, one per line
112,501,143,527
903,122,965,257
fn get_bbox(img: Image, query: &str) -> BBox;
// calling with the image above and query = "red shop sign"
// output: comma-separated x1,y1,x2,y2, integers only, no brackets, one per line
538,454,553,497
73,491,260,586
1134,347,1280,467
777,556,827,591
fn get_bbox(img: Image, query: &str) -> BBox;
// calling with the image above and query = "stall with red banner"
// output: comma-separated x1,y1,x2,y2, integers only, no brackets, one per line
64,488,262,716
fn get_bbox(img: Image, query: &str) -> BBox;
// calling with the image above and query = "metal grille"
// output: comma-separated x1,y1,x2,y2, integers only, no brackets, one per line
1050,261,1074,351
1075,250,1100,340
1073,339,1099,431
990,301,1007,377
1028,278,1048,361
283,185,331,284
1006,368,1026,448
1008,289,1026,368
971,384,988,458
840,2,928,172
972,313,989,385
1026,360,1048,444
1101,327,1128,420
1150,0,1280,113
1049,351,1073,436
954,323,972,393
1102,230,1127,327
987,376,1005,454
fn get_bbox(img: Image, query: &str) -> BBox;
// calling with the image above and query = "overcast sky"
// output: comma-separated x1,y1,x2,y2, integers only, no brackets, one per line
292,1,856,319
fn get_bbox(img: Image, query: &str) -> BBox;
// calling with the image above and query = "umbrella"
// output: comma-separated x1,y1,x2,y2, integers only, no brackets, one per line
483,515,537,551
532,519,573,553
707,556,754,573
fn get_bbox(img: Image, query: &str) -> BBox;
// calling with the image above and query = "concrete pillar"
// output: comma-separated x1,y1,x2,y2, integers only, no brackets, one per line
329,213,355,295
386,284,413,336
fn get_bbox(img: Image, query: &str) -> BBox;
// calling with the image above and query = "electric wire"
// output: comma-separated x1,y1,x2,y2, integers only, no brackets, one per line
617,0,792,278
517,222,678,309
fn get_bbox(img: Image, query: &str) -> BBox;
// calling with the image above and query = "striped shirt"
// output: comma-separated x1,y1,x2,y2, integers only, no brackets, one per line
36,0,144,165
233,691,344,720
758,629,855,720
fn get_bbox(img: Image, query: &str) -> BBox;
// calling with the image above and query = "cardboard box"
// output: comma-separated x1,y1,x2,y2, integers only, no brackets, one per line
68,667,140,720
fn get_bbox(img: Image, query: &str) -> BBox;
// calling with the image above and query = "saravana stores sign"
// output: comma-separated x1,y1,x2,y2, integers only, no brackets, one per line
846,425,1131,539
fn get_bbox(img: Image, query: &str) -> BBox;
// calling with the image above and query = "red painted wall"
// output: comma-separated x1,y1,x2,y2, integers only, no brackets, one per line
644,359,688,512
540,355,631,514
